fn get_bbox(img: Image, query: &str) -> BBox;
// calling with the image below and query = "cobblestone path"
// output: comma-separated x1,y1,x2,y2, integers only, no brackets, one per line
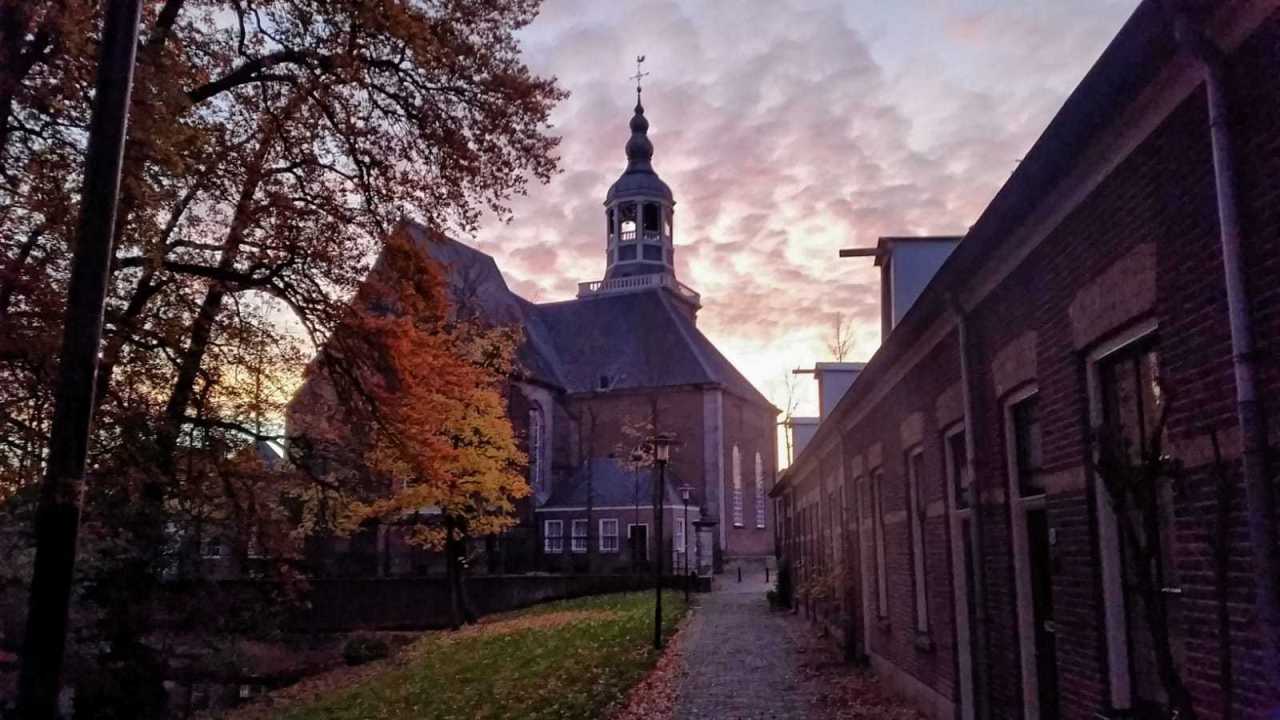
674,572,825,720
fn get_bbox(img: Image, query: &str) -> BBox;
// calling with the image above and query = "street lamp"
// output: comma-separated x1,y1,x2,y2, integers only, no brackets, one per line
650,433,675,650
631,449,644,573
679,484,693,603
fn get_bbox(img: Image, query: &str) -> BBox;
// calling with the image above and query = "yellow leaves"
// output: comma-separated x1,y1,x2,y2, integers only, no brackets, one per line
317,232,529,547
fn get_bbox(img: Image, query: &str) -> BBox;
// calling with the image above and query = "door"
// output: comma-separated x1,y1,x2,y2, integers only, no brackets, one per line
629,524,649,569
1027,509,1060,720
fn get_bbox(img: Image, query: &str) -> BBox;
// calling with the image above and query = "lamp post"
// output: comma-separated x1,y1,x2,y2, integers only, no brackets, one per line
651,433,674,650
631,449,643,573
679,484,692,603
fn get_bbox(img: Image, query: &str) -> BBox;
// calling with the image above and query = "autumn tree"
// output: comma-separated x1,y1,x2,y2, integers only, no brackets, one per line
290,231,529,628
1,0,564,714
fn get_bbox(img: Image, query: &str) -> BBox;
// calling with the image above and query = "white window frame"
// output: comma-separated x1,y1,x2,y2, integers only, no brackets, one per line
754,451,767,528
673,515,687,568
627,523,650,560
871,469,888,618
943,423,975,720
732,445,744,527
571,519,589,553
544,520,564,554
599,518,619,553
1086,318,1158,710
906,447,930,635
1004,384,1044,720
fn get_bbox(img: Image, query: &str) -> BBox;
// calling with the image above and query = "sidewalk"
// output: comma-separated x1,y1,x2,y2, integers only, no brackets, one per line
673,571,823,720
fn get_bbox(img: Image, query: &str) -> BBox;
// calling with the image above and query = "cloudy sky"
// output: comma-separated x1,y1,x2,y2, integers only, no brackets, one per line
469,0,1139,421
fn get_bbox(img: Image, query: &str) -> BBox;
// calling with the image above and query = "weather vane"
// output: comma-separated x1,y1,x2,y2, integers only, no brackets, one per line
629,54,649,96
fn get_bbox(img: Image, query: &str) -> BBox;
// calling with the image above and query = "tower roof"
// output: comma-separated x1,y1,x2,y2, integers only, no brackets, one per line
605,95,674,205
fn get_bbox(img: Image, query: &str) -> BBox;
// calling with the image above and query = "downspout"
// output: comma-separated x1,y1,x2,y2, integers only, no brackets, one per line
1175,12,1280,683
953,296,990,720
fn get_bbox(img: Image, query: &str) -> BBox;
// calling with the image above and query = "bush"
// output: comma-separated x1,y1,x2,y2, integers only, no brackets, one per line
342,635,390,666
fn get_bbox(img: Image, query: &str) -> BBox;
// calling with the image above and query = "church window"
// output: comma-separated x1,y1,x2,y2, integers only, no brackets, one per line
600,519,619,553
544,520,563,553
606,208,615,239
528,405,545,494
732,445,744,527
571,519,589,553
618,245,637,262
754,451,767,528
620,203,637,240
642,244,662,261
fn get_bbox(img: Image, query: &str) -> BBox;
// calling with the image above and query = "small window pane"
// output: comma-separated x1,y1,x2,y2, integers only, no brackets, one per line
1013,396,1044,497
949,430,970,509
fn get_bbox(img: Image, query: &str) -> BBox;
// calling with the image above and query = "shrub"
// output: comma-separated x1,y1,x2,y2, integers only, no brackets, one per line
342,635,390,666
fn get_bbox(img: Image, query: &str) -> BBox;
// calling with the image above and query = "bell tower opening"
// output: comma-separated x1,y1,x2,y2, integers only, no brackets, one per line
580,57,700,321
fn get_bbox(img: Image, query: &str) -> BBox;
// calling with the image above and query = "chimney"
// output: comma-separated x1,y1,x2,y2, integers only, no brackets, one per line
840,236,961,342
786,362,865,462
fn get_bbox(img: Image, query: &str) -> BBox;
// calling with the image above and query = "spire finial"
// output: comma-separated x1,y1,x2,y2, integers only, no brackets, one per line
629,55,649,102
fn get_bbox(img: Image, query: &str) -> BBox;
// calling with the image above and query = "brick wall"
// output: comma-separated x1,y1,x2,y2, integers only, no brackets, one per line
773,8,1280,720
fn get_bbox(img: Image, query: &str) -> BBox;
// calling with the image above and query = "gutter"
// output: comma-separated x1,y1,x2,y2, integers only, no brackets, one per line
1174,6,1280,684
953,297,990,720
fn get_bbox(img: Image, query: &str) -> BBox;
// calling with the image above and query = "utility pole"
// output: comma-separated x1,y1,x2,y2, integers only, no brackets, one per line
16,1,142,716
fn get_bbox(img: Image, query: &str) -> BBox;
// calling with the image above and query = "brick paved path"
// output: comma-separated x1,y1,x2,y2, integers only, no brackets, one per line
674,572,825,720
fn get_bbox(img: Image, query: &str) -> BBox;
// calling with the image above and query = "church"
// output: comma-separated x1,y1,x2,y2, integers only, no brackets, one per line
394,87,780,576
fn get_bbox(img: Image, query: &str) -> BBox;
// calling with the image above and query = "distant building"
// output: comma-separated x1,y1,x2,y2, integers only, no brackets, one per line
772,3,1280,719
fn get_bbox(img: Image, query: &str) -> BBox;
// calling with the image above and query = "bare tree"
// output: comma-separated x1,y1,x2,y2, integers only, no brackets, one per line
826,313,852,362
774,371,801,465
1094,403,1196,720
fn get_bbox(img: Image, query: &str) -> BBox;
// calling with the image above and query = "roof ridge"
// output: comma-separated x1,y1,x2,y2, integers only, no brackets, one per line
655,289,717,380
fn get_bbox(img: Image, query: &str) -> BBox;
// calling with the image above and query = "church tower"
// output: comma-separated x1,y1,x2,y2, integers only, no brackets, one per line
577,60,699,320
603,89,675,280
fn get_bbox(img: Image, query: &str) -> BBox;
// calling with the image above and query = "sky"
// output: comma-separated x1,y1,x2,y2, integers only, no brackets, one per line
468,0,1139,421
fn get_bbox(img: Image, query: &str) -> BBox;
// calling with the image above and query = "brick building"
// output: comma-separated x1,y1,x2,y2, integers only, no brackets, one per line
771,2,1280,719
288,89,777,578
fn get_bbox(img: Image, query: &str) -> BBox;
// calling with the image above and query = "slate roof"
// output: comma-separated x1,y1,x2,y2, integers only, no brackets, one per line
399,221,775,411
542,457,684,509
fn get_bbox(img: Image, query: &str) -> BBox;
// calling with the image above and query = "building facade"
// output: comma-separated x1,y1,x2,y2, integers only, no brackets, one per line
772,3,1280,720
288,88,778,578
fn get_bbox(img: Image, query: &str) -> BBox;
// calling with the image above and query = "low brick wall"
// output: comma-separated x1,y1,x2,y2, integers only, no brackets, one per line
297,574,706,631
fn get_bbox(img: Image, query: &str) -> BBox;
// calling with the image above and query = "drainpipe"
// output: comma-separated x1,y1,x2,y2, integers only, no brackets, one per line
952,296,990,720
1174,11,1280,684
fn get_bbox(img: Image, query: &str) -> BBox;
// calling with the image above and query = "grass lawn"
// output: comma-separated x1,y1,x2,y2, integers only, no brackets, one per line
270,590,688,720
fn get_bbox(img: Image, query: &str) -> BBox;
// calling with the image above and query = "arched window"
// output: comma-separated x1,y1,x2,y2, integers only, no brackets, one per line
732,445,744,527
754,451,766,528
528,404,545,493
